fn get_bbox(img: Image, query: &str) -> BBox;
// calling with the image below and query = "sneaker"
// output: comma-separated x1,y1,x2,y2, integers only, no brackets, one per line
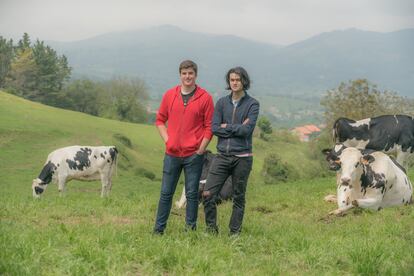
153,229,164,235
185,223,197,231
206,226,219,235
229,231,240,237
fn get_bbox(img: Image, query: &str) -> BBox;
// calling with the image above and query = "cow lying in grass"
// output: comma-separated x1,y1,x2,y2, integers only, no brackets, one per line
322,144,412,215
32,146,118,198
175,151,232,209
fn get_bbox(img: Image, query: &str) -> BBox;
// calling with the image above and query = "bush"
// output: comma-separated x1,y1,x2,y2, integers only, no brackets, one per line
261,152,299,184
134,168,156,180
274,129,301,144
113,133,133,149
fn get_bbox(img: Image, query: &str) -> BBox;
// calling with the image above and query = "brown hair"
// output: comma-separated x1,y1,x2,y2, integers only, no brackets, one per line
179,60,198,75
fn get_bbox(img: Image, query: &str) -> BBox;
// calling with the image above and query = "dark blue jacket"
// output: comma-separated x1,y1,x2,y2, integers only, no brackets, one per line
212,92,260,155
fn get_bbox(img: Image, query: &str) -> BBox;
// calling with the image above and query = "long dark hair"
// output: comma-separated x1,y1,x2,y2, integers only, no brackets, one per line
225,66,250,90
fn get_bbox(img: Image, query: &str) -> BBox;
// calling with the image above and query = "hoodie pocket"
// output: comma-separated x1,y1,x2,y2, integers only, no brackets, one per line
166,136,179,154
182,134,199,151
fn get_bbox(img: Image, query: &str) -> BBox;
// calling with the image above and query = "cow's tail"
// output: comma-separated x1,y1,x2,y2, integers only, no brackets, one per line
332,119,340,144
111,146,118,178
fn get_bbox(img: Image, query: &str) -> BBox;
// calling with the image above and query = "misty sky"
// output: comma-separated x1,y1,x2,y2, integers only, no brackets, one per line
1,0,413,45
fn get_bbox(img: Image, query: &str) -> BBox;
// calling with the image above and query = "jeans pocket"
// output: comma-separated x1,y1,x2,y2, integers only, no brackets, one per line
241,157,253,172
163,154,173,174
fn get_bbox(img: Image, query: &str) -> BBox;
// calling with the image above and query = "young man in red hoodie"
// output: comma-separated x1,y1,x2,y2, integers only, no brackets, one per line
153,60,214,234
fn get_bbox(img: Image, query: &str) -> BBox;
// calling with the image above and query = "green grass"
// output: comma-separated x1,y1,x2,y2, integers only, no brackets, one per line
1,91,413,275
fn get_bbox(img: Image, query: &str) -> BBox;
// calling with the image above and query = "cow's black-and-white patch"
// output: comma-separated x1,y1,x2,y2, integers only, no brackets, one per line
333,115,414,167
38,161,57,184
109,147,118,162
66,148,92,171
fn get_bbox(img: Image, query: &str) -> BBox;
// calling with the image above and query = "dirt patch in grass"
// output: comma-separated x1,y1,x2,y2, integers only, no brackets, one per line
61,215,136,226
252,206,274,214
71,187,101,193
170,210,184,217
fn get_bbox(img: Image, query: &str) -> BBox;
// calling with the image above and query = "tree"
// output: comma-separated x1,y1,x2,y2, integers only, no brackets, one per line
4,33,71,104
0,36,14,88
257,116,273,140
31,40,71,104
57,79,102,116
102,77,149,123
17,33,31,51
5,48,39,98
321,79,414,129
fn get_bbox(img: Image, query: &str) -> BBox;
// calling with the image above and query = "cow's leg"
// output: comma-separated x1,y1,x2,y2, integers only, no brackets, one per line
100,170,111,197
352,196,382,211
330,184,353,215
324,194,337,203
396,150,408,168
106,171,113,195
100,164,116,197
329,204,353,216
175,186,187,209
57,174,67,196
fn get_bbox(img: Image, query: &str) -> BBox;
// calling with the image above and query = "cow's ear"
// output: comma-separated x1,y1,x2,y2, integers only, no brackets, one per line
321,149,331,156
361,154,375,165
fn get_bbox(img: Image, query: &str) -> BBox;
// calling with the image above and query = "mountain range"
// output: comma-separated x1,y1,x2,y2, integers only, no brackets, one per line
48,25,414,98
47,25,414,127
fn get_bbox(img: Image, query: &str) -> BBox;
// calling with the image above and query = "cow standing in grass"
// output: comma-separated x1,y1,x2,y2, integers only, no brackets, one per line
322,145,412,215
333,115,414,167
32,146,118,198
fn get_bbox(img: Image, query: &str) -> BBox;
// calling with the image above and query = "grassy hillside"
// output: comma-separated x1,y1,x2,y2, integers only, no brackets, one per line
1,91,413,275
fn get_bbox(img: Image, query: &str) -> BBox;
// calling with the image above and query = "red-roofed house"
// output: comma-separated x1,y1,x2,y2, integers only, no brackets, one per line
291,124,322,142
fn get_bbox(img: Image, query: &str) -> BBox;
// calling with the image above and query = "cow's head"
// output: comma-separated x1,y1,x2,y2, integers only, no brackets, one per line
322,144,346,171
32,178,47,198
323,145,366,186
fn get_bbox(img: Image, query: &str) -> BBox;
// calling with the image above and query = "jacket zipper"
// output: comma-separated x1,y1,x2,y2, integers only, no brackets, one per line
178,91,195,156
178,98,187,156
226,104,237,154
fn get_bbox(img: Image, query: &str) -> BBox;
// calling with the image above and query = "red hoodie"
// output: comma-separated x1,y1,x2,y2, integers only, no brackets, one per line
155,85,214,157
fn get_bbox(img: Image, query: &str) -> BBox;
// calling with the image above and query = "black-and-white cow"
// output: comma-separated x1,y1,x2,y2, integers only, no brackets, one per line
32,146,118,198
322,145,412,215
175,151,232,209
333,115,414,167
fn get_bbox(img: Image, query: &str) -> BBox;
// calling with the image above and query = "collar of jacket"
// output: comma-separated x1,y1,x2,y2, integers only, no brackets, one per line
227,91,250,104
174,85,205,101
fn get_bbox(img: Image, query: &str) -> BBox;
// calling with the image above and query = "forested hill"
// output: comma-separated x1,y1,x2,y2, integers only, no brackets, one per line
48,25,414,98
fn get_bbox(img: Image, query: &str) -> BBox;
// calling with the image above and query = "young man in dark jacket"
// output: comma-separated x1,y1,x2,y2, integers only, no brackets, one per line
154,60,214,234
203,66,260,235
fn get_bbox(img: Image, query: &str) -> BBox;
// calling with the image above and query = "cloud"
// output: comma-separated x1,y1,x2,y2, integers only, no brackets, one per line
0,0,413,45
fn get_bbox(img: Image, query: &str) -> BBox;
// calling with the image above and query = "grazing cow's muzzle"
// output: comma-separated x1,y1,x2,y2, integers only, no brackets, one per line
34,186,44,194
32,179,45,198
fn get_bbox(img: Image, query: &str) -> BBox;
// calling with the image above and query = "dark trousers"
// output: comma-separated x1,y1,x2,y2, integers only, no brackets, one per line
203,154,253,234
154,153,204,233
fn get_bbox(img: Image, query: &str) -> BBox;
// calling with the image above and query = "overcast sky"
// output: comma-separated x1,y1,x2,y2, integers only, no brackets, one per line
1,0,413,45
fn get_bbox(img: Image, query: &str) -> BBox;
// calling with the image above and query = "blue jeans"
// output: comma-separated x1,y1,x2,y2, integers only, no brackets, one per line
154,153,204,233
